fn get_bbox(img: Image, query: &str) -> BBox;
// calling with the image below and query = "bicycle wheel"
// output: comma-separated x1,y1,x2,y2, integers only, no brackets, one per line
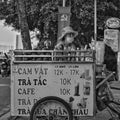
30,96,73,120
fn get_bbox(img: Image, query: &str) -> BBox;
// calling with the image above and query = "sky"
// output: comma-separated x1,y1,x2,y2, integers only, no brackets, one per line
0,20,18,48
0,20,39,50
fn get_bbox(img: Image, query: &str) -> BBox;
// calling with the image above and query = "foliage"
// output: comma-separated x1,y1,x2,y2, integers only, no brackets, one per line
1,0,120,45
0,0,120,70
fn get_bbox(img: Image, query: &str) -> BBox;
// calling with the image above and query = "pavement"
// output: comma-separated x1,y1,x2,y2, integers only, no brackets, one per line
0,76,10,120
0,108,10,120
0,76,10,107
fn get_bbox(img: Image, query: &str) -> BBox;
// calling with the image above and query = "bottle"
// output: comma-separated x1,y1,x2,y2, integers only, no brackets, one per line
74,83,80,96
76,47,79,61
71,47,75,61
68,53,71,61
83,82,90,95
53,48,57,61
81,47,84,61
58,44,64,61
64,46,67,61
67,46,71,61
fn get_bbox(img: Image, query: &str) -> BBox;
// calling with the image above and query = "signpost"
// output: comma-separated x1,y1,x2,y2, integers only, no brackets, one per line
104,17,120,81
104,29,119,52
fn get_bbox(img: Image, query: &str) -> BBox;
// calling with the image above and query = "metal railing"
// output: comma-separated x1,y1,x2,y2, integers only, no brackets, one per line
12,50,95,63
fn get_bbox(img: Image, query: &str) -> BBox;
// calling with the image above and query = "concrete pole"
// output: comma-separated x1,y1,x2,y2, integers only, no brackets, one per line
117,32,120,81
63,0,65,7
94,0,97,42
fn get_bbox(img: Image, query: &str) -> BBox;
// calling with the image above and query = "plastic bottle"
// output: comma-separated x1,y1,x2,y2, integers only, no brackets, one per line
76,47,80,61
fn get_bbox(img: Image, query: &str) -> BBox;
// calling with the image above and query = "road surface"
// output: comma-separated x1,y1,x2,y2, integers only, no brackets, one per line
0,76,10,109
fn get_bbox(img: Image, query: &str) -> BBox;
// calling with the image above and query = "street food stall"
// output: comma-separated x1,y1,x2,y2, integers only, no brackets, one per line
11,50,96,120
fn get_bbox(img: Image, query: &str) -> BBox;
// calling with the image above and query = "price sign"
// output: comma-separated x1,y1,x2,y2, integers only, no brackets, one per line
104,29,119,52
11,63,95,117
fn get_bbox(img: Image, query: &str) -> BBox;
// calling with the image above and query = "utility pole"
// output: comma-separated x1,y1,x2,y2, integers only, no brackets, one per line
94,0,97,42
63,0,65,7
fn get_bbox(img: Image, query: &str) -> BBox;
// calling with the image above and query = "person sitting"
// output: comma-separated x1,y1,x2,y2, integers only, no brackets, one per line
55,26,78,61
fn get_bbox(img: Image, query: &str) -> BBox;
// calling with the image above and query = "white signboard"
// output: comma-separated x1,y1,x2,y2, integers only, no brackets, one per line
11,63,95,117
106,17,120,28
104,29,119,52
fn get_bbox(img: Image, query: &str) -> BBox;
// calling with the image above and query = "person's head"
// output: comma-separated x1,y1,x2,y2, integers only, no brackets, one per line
44,40,51,48
64,32,75,44
58,26,78,45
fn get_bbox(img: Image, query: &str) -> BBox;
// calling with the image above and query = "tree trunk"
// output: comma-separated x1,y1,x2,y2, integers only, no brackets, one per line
16,0,32,50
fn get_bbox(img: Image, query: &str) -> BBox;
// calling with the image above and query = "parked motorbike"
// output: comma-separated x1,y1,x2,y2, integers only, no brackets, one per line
96,69,120,120
1,53,10,77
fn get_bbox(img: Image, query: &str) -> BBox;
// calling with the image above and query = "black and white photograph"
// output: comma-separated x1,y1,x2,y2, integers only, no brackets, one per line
0,0,120,120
